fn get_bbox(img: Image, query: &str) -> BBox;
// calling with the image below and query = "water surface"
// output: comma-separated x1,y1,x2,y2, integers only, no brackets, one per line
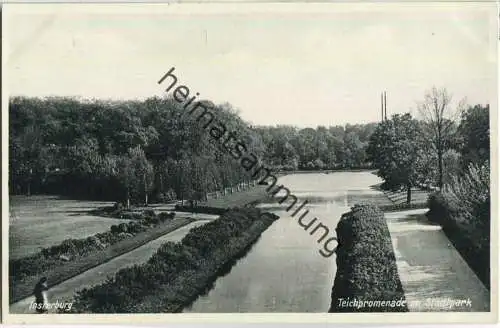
185,171,384,312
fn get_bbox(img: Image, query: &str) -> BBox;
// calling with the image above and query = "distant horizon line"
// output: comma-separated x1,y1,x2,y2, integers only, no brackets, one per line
8,93,389,128
8,93,490,128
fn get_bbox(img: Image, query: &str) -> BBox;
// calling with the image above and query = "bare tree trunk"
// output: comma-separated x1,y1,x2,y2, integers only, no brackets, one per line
438,149,444,190
143,172,148,206
126,188,130,210
406,183,412,204
417,87,458,191
27,168,32,196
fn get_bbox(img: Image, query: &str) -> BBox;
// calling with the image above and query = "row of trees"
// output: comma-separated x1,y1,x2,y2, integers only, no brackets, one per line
10,87,488,207
9,96,265,206
367,87,490,203
254,123,377,171
9,96,377,206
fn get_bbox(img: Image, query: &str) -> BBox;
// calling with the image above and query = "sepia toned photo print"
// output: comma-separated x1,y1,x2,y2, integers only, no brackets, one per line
1,2,498,324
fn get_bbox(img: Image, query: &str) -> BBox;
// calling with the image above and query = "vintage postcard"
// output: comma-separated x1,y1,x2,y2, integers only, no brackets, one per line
1,2,498,324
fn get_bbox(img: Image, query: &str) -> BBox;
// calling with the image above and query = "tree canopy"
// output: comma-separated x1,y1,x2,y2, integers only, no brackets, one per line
9,96,377,204
367,113,424,202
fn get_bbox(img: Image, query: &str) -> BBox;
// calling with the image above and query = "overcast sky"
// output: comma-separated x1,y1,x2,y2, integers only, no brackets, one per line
4,3,497,127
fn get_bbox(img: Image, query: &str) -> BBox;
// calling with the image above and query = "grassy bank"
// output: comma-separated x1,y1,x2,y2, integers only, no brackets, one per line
174,205,227,215
173,184,271,215
378,202,428,212
329,204,408,312
201,185,271,209
369,183,430,209
68,208,279,313
383,189,430,205
343,182,429,212
10,217,193,303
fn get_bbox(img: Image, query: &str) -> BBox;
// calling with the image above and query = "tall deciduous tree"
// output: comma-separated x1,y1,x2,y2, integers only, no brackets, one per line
458,104,490,167
117,155,134,209
367,113,423,204
116,146,153,208
417,87,462,189
129,146,154,206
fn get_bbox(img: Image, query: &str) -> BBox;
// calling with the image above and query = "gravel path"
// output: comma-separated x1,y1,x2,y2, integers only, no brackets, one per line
9,219,211,314
386,209,490,312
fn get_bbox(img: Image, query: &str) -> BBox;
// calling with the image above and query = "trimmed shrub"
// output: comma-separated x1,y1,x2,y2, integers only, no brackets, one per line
110,225,120,234
89,203,126,218
69,208,279,313
126,221,146,234
113,202,124,211
118,223,128,233
156,189,177,203
132,213,145,221
149,217,160,225
120,212,135,220
426,192,449,224
158,212,175,222
142,211,159,225
143,209,156,218
329,204,408,312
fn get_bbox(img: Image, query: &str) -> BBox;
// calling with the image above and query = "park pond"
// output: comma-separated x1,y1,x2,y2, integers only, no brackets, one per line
9,171,394,313
185,170,391,312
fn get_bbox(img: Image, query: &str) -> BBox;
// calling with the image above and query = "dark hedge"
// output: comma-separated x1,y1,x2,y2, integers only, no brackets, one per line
329,204,408,312
427,191,490,290
68,207,278,313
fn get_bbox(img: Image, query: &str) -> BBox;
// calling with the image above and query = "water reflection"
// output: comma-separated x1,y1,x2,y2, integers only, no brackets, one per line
184,171,383,313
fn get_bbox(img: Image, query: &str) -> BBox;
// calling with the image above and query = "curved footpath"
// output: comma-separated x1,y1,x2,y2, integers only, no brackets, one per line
9,219,213,314
385,209,490,312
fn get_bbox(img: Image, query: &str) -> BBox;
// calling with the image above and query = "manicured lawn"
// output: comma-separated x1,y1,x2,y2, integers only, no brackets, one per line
10,217,195,304
9,195,128,260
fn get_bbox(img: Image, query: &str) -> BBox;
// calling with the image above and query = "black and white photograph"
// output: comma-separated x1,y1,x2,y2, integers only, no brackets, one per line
2,2,497,323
